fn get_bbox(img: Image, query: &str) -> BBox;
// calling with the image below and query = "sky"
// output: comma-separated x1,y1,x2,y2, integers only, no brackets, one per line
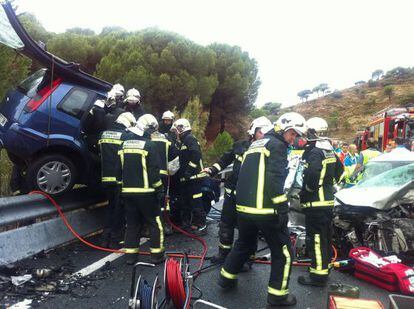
14,0,414,107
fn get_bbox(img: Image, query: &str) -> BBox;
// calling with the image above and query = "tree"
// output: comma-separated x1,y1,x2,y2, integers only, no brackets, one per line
208,43,260,133
371,69,384,81
180,96,209,149
297,89,312,102
262,102,281,115
355,80,366,86
385,67,410,79
312,85,321,97
384,85,394,103
318,83,329,95
205,131,234,164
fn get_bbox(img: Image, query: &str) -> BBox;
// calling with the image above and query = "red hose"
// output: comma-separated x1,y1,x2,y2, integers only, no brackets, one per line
29,191,208,263
166,258,186,308
29,191,336,269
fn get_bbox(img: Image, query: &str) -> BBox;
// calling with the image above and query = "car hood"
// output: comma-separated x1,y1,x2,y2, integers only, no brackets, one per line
335,181,414,210
0,1,112,92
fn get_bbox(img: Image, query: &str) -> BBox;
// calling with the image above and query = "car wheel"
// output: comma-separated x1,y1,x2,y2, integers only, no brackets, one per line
27,154,77,196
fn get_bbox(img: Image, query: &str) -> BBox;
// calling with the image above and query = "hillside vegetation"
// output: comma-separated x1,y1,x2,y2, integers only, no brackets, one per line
284,69,414,141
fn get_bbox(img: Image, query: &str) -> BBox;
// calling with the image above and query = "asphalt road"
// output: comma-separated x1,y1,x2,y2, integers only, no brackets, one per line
2,203,393,309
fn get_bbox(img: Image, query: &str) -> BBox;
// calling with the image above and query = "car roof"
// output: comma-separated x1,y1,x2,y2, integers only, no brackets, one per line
370,147,414,163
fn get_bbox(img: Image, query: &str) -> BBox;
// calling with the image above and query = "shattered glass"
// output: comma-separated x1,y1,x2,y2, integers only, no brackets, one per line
0,6,24,49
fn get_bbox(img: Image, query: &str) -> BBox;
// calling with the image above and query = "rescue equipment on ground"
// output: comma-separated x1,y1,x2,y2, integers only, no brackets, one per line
349,247,414,295
129,262,160,309
328,295,384,309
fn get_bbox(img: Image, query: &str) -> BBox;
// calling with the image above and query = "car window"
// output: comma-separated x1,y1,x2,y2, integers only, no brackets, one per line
18,69,47,98
59,88,91,119
359,163,414,188
0,6,24,49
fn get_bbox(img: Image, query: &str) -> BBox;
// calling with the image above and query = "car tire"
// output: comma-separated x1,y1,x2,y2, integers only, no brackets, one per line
26,154,77,196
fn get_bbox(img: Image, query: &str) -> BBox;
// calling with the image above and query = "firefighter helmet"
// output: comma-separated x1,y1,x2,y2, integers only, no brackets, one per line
174,118,191,134
307,117,328,133
275,112,307,136
115,112,136,128
124,88,141,104
247,116,272,136
111,83,125,97
130,114,159,136
162,110,175,120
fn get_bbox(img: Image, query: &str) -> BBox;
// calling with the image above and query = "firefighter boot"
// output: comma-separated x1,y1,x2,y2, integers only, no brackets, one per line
266,294,297,308
210,247,230,264
150,252,166,265
298,274,327,287
217,275,237,290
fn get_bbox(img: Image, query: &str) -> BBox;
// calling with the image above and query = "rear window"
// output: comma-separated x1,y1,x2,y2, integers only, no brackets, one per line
58,88,92,119
17,69,47,98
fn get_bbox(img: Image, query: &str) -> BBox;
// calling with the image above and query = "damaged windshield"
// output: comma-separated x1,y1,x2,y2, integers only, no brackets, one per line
0,5,24,49
358,163,414,188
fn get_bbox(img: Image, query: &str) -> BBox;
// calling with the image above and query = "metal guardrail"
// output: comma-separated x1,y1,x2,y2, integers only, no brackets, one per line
0,188,106,228
0,188,108,265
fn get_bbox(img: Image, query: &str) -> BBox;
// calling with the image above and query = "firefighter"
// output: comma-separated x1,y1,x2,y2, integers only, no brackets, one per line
298,118,344,287
218,112,307,308
98,112,136,247
159,110,175,135
124,88,144,119
112,83,125,108
119,114,165,265
150,121,177,235
205,116,272,263
175,118,207,235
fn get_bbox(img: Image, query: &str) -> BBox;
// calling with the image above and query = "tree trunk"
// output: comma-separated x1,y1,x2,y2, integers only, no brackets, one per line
220,114,226,133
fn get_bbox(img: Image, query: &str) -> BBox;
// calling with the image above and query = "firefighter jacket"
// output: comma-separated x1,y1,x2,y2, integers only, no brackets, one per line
177,132,205,182
150,131,175,177
98,123,125,185
210,140,251,191
103,106,125,131
119,133,163,195
236,131,289,215
300,140,344,208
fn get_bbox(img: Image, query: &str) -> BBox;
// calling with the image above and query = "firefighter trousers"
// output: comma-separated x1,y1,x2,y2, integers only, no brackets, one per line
303,207,333,281
221,213,293,301
179,180,206,227
123,194,164,256
104,184,123,235
218,189,237,252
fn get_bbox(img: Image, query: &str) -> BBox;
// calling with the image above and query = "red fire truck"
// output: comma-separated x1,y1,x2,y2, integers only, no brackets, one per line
355,106,414,151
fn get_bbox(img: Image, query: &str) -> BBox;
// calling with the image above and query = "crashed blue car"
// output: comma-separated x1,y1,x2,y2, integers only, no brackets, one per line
0,2,112,195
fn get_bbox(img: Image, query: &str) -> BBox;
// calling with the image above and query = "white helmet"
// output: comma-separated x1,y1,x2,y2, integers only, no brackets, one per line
116,112,136,128
131,114,159,136
111,83,125,97
174,118,191,134
125,88,141,104
162,110,175,120
307,117,328,133
275,112,307,136
247,116,272,136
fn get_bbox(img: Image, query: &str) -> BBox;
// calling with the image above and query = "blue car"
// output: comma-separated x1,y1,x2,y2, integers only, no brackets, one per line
0,2,112,195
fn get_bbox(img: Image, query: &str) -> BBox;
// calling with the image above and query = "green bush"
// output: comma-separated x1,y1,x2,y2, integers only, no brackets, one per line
0,149,12,197
205,131,234,165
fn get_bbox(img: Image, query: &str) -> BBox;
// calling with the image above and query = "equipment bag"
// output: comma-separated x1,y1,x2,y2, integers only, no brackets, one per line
349,247,414,295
